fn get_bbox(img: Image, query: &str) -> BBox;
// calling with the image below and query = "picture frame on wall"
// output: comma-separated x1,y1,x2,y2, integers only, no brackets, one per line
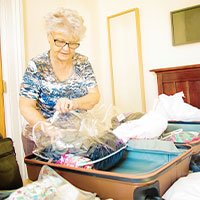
171,4,200,46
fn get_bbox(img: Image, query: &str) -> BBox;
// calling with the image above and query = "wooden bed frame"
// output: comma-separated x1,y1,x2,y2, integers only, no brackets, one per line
150,64,200,109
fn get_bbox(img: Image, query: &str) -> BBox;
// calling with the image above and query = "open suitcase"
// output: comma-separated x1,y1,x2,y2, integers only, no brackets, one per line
24,141,192,200
165,121,200,155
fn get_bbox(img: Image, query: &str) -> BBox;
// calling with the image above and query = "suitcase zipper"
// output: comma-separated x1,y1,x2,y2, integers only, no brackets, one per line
0,150,14,158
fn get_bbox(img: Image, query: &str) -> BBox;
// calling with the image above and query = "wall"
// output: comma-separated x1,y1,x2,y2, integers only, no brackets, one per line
96,0,200,111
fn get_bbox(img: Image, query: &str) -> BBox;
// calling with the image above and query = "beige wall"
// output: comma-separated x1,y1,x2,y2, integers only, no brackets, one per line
23,0,100,62
23,0,200,112
96,0,200,111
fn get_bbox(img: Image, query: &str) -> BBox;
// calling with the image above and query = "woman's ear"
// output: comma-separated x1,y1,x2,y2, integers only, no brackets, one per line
47,33,51,43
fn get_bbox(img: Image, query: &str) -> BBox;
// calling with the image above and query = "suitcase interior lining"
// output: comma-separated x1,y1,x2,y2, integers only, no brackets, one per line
166,122,200,132
26,145,186,176
109,147,181,175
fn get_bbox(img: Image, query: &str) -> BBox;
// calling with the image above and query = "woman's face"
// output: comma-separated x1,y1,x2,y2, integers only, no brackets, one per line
48,32,79,62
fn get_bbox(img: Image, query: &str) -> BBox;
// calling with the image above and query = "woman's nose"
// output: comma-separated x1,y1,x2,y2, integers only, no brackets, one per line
62,44,70,51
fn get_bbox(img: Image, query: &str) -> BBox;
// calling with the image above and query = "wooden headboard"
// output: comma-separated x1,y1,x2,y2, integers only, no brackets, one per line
150,64,200,109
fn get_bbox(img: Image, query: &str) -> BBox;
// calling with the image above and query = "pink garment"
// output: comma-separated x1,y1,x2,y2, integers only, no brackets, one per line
56,153,93,169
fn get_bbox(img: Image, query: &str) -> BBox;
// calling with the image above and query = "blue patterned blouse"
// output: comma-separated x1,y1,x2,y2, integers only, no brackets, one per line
20,51,98,119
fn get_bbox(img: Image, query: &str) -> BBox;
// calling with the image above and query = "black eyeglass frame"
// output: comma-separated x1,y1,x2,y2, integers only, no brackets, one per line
51,33,80,49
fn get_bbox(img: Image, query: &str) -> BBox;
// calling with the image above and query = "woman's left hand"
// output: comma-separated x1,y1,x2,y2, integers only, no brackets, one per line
54,98,78,113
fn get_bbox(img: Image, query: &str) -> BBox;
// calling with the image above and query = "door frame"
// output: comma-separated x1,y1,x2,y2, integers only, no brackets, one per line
0,45,6,138
107,8,146,113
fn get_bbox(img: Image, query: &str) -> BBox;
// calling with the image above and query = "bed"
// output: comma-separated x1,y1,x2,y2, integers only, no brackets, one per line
151,64,200,155
150,64,200,109
151,64,200,199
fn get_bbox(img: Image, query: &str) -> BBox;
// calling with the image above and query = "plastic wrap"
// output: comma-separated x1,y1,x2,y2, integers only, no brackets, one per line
6,165,101,200
161,129,200,143
78,104,118,136
32,111,84,161
32,106,126,170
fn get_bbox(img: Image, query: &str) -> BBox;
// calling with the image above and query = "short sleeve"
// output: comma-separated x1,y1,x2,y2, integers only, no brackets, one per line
83,60,98,89
19,60,41,100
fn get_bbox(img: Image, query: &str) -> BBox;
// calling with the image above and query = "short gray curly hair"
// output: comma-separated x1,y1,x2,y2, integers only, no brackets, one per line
44,7,86,41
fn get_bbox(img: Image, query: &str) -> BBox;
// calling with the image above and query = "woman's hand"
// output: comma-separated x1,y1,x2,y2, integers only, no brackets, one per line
54,87,100,113
54,98,79,113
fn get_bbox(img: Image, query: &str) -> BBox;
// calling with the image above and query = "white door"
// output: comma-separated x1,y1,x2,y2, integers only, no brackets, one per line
0,47,6,137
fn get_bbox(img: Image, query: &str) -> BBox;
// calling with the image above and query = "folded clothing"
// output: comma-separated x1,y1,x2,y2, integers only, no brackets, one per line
56,154,93,169
111,112,144,129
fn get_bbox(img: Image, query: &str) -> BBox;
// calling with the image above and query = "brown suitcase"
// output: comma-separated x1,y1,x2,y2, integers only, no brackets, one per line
24,142,192,200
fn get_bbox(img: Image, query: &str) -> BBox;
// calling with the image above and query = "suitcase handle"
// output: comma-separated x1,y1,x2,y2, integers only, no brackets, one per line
134,181,166,200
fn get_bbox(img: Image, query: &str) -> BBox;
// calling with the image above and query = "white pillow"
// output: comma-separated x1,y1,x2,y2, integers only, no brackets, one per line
153,92,200,121
163,172,200,200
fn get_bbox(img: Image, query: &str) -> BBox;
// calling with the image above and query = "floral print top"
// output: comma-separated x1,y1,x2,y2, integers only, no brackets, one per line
20,51,98,119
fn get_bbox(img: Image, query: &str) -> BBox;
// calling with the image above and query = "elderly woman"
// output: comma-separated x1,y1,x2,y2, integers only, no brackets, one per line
19,8,100,155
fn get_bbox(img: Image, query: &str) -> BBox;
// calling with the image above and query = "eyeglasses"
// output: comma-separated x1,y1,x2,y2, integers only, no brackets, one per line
51,34,80,49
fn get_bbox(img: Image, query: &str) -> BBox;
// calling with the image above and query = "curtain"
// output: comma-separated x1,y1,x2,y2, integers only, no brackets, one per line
0,0,26,180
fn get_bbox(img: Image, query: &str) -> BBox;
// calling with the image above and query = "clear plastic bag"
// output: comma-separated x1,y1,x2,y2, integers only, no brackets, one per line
32,104,118,146
6,165,101,200
32,105,126,170
161,129,200,143
32,111,84,161
78,104,118,136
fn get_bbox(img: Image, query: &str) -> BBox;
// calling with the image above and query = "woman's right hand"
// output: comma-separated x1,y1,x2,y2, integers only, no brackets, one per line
54,97,79,113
